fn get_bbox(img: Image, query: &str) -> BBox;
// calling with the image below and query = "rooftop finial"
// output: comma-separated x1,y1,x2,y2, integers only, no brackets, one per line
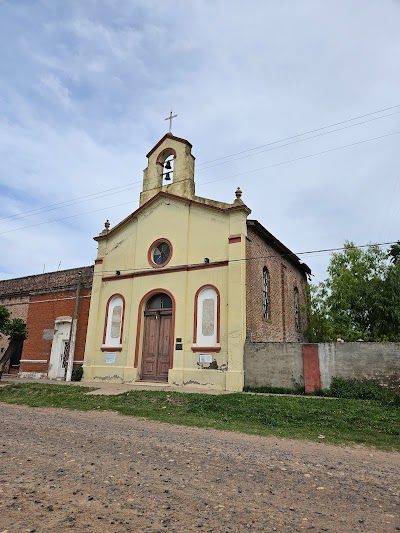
235,187,242,199
104,219,110,230
164,110,178,133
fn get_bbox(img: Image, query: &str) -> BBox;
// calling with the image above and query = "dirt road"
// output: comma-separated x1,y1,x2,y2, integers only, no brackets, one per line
0,404,399,532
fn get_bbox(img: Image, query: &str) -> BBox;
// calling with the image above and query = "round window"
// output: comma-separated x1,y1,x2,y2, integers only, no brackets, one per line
148,239,172,268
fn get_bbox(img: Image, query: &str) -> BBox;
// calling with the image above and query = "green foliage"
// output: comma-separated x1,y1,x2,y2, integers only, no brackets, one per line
0,306,28,341
389,241,400,264
8,318,28,341
308,241,400,342
0,306,11,336
0,383,399,450
71,365,83,382
324,377,400,406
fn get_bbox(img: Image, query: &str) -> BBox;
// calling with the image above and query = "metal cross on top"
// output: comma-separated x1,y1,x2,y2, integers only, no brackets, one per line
165,110,178,133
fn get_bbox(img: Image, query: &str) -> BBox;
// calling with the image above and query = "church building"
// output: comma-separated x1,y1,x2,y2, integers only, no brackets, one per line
83,132,310,391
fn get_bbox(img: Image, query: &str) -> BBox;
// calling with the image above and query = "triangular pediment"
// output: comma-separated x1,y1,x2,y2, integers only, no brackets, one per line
95,191,250,241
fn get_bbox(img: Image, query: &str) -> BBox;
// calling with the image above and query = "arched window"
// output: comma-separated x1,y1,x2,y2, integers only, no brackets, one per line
294,287,300,331
262,267,269,319
103,294,125,348
192,285,220,351
147,293,173,310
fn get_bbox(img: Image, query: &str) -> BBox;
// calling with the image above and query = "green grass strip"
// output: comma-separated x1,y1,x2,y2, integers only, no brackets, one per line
0,383,399,450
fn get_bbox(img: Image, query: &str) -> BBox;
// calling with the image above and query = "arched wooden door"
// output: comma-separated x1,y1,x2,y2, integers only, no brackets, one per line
141,293,173,382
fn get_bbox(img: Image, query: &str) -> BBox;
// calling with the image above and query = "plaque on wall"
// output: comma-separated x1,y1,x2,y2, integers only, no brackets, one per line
105,352,116,364
199,353,213,364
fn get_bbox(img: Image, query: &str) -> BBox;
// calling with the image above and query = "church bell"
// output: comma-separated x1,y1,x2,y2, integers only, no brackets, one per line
164,160,172,170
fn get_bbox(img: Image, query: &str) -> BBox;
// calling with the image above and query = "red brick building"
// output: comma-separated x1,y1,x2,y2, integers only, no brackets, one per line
245,220,311,343
0,266,93,378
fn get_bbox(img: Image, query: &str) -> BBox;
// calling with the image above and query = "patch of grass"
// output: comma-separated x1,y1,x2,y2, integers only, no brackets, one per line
245,378,400,407
243,385,305,395
0,383,399,450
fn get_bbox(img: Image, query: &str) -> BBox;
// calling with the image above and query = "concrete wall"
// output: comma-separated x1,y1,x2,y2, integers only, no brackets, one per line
244,342,400,392
319,342,400,391
244,342,304,389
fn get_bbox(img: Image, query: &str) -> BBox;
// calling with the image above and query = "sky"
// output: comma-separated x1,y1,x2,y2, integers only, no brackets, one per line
1,0,399,283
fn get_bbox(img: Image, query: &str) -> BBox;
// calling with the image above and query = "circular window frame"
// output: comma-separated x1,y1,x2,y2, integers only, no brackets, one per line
148,238,173,268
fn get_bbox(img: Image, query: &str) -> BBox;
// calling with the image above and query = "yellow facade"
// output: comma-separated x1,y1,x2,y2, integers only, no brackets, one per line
83,134,250,391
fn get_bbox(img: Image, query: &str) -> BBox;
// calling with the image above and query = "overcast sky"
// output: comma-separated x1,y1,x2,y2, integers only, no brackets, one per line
1,0,399,283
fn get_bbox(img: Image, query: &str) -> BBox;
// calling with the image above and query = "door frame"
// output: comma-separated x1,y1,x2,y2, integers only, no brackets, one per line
134,288,176,374
48,317,72,379
141,308,173,382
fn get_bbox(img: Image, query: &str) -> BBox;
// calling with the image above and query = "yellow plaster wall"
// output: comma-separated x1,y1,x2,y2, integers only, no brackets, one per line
140,137,195,205
83,196,248,391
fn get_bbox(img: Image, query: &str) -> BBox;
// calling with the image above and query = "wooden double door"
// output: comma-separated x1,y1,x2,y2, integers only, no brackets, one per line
141,309,172,382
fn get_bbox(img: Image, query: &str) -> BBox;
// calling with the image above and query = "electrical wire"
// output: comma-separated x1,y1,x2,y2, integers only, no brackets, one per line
2,104,400,225
196,103,400,167
2,129,400,236
196,110,400,171
92,240,399,277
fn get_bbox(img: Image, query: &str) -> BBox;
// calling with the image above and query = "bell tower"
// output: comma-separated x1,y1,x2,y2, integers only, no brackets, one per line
140,133,196,206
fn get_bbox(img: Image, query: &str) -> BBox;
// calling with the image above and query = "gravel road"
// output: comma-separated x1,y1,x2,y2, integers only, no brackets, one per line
0,404,399,532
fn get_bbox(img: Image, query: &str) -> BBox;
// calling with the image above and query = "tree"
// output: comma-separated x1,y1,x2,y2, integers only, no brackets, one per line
0,306,28,379
389,241,400,264
308,241,400,342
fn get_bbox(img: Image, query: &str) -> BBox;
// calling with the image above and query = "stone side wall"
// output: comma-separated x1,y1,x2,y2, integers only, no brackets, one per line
245,227,308,342
244,342,400,392
318,342,400,391
244,342,304,389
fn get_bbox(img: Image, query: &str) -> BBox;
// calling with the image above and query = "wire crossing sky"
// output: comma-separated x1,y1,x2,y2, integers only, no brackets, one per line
0,0,399,283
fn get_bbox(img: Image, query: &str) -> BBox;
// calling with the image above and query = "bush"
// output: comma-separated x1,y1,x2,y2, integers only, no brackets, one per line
326,377,400,406
71,365,83,382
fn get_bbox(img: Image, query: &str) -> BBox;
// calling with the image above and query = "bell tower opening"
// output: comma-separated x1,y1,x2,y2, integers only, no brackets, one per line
158,148,176,186
140,133,195,206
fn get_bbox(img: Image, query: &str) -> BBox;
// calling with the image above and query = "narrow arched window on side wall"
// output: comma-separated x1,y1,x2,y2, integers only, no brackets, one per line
193,286,220,349
294,287,300,331
262,267,269,319
103,294,125,347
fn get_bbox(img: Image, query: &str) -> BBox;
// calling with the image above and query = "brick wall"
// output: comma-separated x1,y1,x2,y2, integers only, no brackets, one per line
0,266,93,376
245,226,309,342
0,266,93,298
21,288,92,374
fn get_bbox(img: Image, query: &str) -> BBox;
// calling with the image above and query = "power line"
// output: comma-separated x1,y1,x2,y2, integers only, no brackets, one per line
196,110,400,172
197,129,400,186
0,182,141,223
92,240,399,277
196,103,400,167
2,104,400,225
2,129,400,236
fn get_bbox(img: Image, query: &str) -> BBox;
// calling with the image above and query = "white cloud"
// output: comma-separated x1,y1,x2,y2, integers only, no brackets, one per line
0,0,400,281
40,73,74,109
